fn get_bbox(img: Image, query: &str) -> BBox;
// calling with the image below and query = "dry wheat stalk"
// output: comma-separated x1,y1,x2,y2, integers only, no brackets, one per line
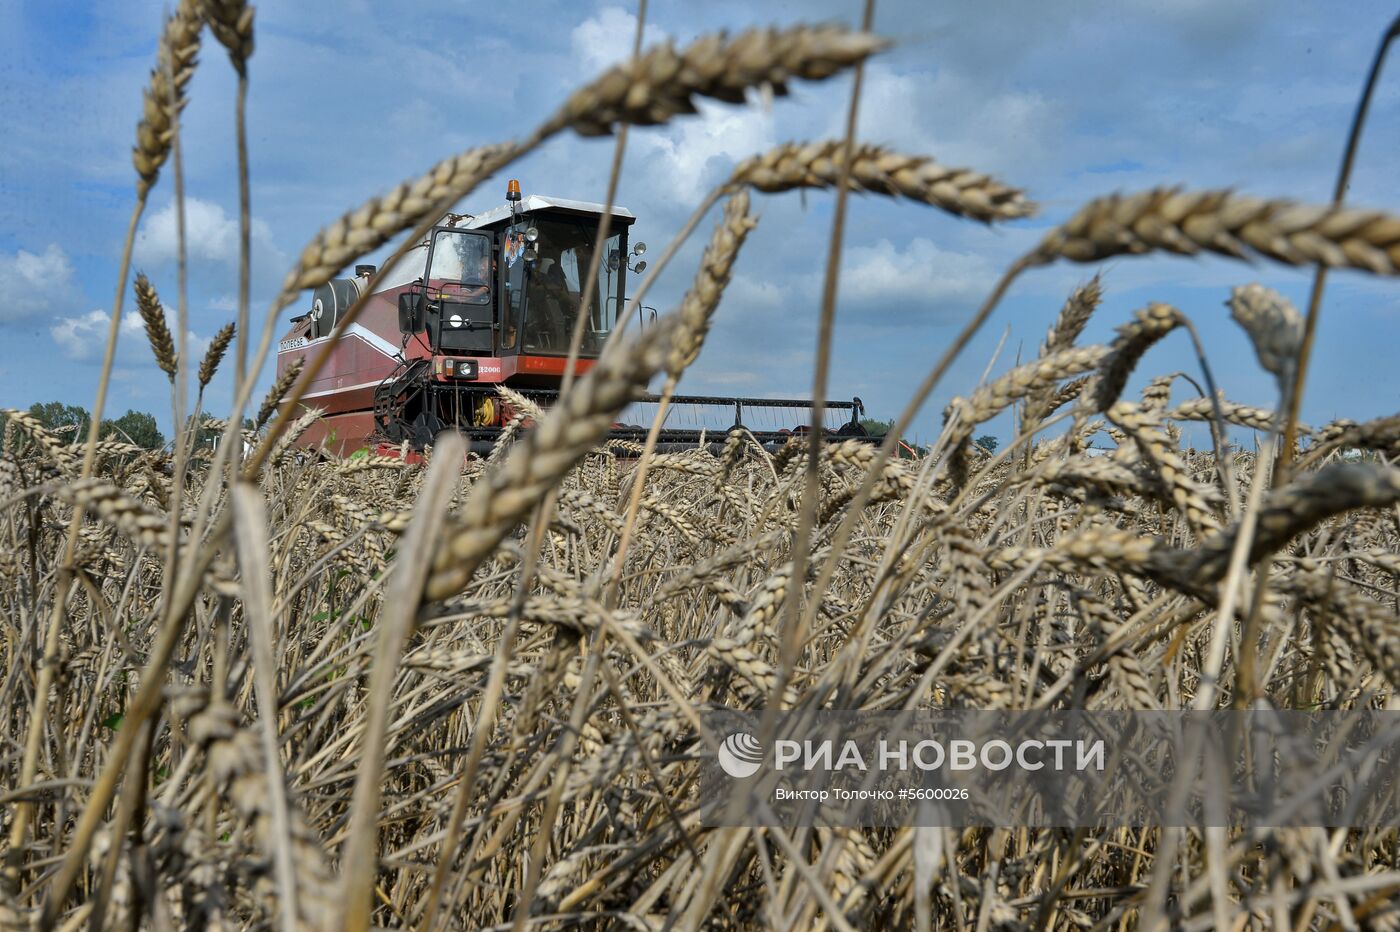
1158,461,1400,583
1,408,79,471
494,384,546,423
58,479,173,549
12,10,1400,931
1166,396,1296,434
1023,277,1103,430
1302,411,1400,465
186,700,336,926
265,407,322,467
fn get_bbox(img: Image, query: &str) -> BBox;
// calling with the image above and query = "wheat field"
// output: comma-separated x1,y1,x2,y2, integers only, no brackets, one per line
3,3,1400,929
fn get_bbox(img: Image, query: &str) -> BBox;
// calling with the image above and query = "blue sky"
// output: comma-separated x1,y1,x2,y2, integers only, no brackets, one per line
3,1,1400,446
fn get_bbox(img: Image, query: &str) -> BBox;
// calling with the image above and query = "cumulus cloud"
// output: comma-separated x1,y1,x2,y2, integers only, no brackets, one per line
726,274,786,312
134,197,277,267
839,237,996,321
566,7,770,208
852,66,1063,180
570,6,666,75
633,102,776,206
0,244,78,322
49,309,139,360
50,307,210,365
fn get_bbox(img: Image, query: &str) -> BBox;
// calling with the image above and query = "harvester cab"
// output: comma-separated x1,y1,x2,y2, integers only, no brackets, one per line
275,179,867,457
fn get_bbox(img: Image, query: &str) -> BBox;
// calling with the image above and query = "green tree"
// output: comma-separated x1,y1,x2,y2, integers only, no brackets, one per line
101,409,165,449
860,417,894,437
974,434,999,453
27,401,91,443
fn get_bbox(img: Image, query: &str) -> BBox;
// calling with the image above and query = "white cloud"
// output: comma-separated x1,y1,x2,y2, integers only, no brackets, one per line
840,237,996,312
0,244,78,322
570,6,667,75
133,197,277,267
852,66,1063,178
49,307,210,365
726,274,785,312
640,102,775,205
50,309,139,360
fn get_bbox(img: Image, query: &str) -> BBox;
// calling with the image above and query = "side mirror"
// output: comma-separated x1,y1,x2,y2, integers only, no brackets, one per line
398,291,425,333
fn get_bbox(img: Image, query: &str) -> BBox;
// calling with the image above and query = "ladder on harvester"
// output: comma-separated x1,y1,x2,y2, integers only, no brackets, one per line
372,358,431,445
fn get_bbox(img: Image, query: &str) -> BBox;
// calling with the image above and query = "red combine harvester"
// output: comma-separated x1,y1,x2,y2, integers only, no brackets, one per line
276,181,868,457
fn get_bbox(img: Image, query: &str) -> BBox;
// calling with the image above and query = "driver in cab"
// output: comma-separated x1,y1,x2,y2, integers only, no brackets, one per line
432,241,492,302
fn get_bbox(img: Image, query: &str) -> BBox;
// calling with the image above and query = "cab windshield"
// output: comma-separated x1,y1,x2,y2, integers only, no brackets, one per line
427,229,492,305
507,219,620,355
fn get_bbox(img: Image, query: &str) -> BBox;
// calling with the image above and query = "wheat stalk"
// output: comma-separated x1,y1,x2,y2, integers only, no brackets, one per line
12,10,1400,931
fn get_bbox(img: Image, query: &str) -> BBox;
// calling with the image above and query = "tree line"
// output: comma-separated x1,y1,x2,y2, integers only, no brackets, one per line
859,417,998,458
20,401,254,451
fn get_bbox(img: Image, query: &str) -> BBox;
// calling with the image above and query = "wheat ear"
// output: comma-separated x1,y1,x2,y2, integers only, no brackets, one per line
197,0,253,73
544,27,889,137
1022,277,1103,433
666,191,757,382
133,273,178,381
426,318,675,599
1155,461,1400,584
133,0,202,199
1167,397,1298,434
1304,412,1400,468
255,359,302,429
197,323,234,390
1227,283,1304,397
729,140,1034,222
1030,187,1400,273
1087,303,1186,413
945,346,1106,486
